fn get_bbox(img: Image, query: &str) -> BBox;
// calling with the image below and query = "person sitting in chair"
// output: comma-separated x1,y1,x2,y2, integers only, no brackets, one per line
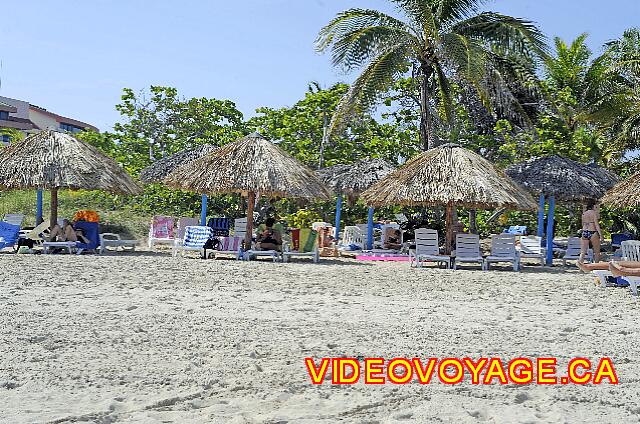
384,229,402,250
49,219,89,243
256,217,282,251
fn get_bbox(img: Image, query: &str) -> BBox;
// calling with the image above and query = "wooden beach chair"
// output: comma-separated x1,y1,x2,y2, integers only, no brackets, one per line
409,228,450,268
517,235,545,267
452,234,483,270
283,228,320,263
484,234,519,271
148,215,175,251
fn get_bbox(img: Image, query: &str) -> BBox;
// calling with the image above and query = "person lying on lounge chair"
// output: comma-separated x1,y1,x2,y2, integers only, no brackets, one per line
384,229,402,250
577,261,640,277
49,219,89,243
256,217,282,251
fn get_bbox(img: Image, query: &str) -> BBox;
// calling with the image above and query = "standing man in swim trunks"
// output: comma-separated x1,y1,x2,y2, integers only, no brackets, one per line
580,199,602,263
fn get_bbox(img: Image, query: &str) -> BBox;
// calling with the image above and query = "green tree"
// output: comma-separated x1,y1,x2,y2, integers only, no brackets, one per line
248,83,416,167
317,0,547,150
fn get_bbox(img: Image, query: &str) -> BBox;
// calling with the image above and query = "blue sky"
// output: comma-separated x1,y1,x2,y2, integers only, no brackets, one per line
1,0,638,131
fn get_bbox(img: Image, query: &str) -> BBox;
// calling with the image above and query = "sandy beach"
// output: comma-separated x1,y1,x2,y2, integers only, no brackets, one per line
1,253,639,423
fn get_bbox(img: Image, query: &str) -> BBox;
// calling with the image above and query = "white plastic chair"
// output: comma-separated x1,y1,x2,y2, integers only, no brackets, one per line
174,226,212,257
340,226,365,250
148,216,175,251
518,236,545,267
3,214,24,227
484,234,519,271
453,234,483,270
99,233,138,254
233,217,248,241
410,229,450,268
172,217,199,256
561,237,585,267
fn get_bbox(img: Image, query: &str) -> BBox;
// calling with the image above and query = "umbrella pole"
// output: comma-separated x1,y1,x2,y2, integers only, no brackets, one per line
200,194,208,226
545,195,556,266
334,194,342,241
367,207,374,250
245,191,255,250
445,203,454,254
36,189,44,225
50,188,58,230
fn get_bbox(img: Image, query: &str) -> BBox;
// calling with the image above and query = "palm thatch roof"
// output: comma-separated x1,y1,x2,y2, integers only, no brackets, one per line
0,130,141,194
164,132,332,200
601,171,640,207
139,144,218,183
505,155,618,203
316,158,395,196
361,144,537,210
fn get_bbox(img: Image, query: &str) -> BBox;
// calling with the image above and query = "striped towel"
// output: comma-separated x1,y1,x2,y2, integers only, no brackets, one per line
218,236,242,251
290,228,317,253
208,217,231,237
183,226,213,248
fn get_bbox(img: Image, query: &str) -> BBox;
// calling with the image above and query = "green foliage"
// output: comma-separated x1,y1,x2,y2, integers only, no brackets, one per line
285,209,323,229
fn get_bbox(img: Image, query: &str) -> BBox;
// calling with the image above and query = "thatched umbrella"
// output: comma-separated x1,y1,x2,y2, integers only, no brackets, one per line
505,155,618,203
139,144,218,183
506,155,618,264
317,158,395,245
0,130,141,228
140,144,218,225
601,171,640,208
361,144,536,252
164,132,332,247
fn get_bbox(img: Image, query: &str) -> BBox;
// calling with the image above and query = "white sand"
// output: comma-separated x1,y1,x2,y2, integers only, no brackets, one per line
1,253,639,423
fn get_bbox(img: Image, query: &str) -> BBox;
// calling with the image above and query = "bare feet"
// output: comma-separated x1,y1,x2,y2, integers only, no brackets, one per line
576,261,590,273
609,262,625,277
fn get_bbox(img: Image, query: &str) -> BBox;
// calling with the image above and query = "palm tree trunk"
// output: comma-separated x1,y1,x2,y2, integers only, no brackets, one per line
419,65,434,151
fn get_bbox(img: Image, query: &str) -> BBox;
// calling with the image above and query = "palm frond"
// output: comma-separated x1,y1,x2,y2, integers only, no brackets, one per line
435,0,486,25
390,0,438,40
328,44,411,137
452,12,549,58
316,8,411,53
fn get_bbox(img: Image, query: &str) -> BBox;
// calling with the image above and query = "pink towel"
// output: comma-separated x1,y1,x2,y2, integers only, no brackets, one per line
152,216,174,239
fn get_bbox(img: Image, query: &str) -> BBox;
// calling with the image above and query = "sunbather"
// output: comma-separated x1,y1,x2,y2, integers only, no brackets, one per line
577,260,640,277
49,219,89,243
256,217,282,251
384,229,402,250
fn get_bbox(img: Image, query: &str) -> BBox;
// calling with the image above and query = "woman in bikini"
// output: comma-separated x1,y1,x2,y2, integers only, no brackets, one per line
580,199,602,263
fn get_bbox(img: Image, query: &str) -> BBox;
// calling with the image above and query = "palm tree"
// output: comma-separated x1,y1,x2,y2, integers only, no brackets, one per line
317,0,548,150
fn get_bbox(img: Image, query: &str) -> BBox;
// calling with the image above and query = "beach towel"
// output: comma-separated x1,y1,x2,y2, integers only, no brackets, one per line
208,217,231,237
0,221,20,250
74,221,100,250
73,210,100,223
217,236,243,252
300,229,317,253
183,226,213,248
151,216,174,239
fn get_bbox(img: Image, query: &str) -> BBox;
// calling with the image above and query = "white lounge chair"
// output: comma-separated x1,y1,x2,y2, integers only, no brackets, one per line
340,225,366,250
484,234,519,271
283,228,320,263
99,233,139,254
148,216,175,251
517,236,545,267
561,237,587,267
172,217,199,256
312,222,331,231
593,241,640,294
374,223,401,251
233,217,247,241
453,234,484,270
174,226,213,257
3,214,24,227
410,228,450,268
208,235,243,259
